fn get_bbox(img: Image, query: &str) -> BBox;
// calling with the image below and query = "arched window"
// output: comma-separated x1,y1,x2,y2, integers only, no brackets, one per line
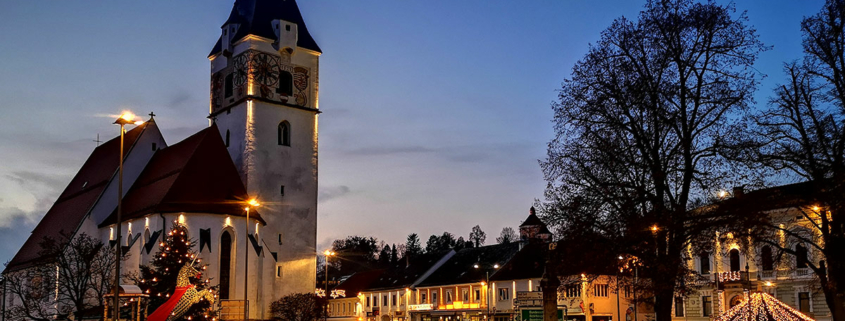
219,230,233,299
796,244,809,268
729,249,741,272
278,71,293,97
761,246,774,271
225,130,230,147
700,253,711,274
278,121,290,146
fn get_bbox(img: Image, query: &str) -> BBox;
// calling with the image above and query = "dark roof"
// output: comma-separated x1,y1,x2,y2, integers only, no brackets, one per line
6,123,149,272
520,212,545,227
365,251,452,291
333,270,385,296
209,0,321,57
100,124,263,226
489,243,546,281
417,243,521,287
720,181,814,212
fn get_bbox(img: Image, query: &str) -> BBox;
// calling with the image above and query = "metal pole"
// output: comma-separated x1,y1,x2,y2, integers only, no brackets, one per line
113,123,125,321
633,266,637,321
615,272,620,321
244,207,249,321
486,271,490,319
325,254,329,321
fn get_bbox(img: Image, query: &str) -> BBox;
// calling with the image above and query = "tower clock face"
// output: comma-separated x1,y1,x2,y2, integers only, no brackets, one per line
232,54,249,87
252,52,280,87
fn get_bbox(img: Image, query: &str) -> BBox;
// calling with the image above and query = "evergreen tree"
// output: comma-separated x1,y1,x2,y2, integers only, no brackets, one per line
404,234,423,258
389,244,398,265
378,245,391,267
135,222,216,321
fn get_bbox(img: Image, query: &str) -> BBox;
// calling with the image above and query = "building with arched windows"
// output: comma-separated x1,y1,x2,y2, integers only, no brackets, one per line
673,182,833,321
2,0,321,319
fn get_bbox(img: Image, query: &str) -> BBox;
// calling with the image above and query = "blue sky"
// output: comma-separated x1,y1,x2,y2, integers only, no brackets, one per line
0,0,823,264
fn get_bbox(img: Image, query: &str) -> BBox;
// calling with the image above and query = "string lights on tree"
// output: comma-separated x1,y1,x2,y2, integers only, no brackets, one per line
134,221,218,320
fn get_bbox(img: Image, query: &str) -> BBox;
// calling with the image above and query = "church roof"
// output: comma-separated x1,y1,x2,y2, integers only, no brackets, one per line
6,123,149,272
520,207,545,227
333,269,385,295
100,123,263,227
209,0,322,57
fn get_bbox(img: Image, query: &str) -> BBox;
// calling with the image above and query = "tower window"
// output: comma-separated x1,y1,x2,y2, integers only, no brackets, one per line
277,71,293,96
225,130,230,147
278,121,291,146
286,24,291,31
280,185,285,196
225,73,234,98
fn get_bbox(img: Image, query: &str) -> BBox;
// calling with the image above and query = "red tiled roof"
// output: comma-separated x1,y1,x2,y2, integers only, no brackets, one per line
100,123,262,226
6,123,149,272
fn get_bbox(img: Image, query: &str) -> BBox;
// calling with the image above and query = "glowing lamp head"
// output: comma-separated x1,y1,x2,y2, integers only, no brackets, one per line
651,225,659,232
718,190,728,198
493,264,499,269
324,250,335,256
247,198,260,207
764,281,774,287
618,256,624,260
473,264,479,269
812,206,821,212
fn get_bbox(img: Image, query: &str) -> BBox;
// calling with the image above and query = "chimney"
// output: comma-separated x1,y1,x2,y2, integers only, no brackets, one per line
733,186,744,198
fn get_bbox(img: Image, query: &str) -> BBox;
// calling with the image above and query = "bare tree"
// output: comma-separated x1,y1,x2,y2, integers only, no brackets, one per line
540,1,767,320
3,262,60,321
496,227,518,244
469,225,486,247
728,2,845,318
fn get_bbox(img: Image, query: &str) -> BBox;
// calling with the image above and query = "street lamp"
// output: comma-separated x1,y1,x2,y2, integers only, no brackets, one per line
473,262,499,319
112,112,143,321
323,250,336,321
243,198,260,321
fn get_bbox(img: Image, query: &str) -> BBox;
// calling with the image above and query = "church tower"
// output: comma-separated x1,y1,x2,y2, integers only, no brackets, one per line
208,0,320,308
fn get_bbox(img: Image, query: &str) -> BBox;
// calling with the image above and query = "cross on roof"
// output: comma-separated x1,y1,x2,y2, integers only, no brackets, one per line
149,112,156,118
93,134,102,146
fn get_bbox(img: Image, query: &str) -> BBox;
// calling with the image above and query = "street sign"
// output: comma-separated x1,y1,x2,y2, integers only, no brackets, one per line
514,291,543,307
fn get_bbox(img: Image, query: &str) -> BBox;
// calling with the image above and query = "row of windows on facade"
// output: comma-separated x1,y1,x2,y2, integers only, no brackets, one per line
697,245,812,274
223,71,294,98
331,302,358,316
673,292,813,317
224,121,291,147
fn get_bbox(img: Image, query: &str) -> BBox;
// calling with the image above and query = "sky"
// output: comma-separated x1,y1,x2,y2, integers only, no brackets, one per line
0,0,824,265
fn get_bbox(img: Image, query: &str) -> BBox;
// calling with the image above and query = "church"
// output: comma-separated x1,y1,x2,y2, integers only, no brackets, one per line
3,0,321,319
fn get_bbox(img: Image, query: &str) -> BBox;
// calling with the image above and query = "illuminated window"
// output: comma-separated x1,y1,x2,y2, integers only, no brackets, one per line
498,288,509,301
474,289,480,301
366,297,370,307
594,284,609,297
278,121,290,146
421,293,427,304
432,292,438,304
446,290,452,303
462,289,468,302
564,284,581,297
392,294,396,306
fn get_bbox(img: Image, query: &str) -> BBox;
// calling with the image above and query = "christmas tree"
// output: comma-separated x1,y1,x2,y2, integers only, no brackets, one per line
135,222,217,321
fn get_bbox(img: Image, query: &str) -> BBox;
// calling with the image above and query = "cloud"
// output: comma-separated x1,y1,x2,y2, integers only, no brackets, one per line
319,185,351,203
0,208,41,268
4,170,68,189
168,92,193,108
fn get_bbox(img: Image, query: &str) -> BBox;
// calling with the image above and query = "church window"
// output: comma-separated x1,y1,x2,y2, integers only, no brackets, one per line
276,265,282,278
219,230,233,299
280,185,285,196
152,142,157,151
225,73,234,98
729,249,740,272
225,130,230,147
278,121,290,146
278,71,293,97
278,233,283,245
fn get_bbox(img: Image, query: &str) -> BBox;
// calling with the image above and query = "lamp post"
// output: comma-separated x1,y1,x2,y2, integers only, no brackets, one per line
323,250,336,321
473,262,499,319
244,198,260,321
112,112,142,321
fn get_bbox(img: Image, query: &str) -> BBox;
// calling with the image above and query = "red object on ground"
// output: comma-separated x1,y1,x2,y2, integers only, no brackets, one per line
147,285,193,321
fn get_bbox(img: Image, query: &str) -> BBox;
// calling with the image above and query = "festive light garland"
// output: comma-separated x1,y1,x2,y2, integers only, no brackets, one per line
715,292,814,321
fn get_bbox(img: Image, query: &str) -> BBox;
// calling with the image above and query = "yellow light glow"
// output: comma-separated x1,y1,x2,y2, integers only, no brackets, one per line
764,281,774,287
247,198,260,207
225,216,231,227
178,214,185,225
651,225,659,232
812,206,820,212
718,190,728,198
120,112,136,122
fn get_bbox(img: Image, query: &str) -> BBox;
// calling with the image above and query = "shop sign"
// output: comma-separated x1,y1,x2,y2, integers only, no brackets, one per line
409,304,435,311
514,292,543,307
520,309,563,321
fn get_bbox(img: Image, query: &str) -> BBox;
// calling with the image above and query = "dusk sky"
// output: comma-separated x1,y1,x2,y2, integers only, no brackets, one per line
0,0,823,265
